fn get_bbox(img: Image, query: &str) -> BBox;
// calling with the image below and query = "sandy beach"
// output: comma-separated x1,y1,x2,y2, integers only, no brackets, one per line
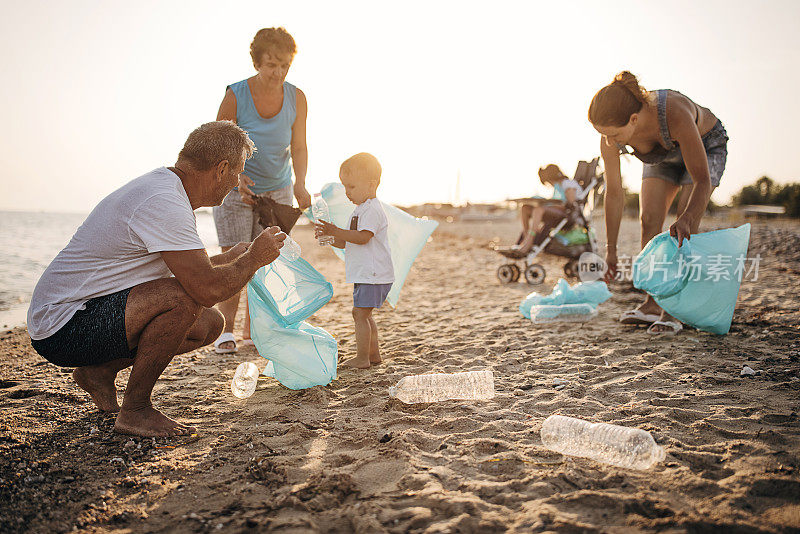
1,215,799,533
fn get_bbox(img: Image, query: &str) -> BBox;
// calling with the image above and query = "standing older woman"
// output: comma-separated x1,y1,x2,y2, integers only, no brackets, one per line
588,71,728,335
213,27,311,353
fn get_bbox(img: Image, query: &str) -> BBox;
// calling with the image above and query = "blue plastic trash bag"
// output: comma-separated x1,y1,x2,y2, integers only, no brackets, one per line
246,255,337,389
520,278,611,319
632,224,751,335
247,255,333,328
306,182,438,307
248,312,338,390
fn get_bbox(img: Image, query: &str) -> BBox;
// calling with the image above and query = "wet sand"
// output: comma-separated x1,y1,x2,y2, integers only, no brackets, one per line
1,216,799,533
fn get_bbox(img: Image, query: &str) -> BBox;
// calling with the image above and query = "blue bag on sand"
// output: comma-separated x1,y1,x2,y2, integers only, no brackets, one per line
247,256,337,389
247,255,333,328
632,224,751,335
306,183,438,307
519,278,611,319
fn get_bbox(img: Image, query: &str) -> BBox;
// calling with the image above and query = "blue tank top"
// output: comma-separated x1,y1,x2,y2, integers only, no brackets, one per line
228,79,297,193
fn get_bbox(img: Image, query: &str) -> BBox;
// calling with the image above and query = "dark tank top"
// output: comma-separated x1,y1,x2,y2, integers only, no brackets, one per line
618,89,680,165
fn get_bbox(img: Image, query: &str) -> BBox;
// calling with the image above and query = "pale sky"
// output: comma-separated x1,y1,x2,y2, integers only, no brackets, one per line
1,0,798,212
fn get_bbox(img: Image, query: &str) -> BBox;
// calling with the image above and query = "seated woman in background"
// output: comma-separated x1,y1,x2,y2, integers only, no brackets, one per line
513,164,581,254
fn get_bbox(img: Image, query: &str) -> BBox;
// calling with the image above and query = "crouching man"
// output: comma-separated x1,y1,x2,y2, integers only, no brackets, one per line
27,121,284,437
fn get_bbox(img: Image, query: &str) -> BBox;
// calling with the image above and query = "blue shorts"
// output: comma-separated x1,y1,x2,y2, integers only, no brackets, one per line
353,283,392,309
30,288,136,367
643,121,728,187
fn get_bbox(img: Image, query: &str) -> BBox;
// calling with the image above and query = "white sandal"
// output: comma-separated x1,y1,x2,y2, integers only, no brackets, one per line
619,309,662,325
214,332,238,354
647,320,683,336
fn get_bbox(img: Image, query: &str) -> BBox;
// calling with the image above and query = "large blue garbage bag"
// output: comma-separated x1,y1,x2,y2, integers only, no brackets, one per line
520,278,611,319
306,183,438,307
247,256,337,389
247,255,333,328
632,224,751,335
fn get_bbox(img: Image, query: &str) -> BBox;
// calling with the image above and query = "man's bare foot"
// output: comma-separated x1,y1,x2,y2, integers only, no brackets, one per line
343,357,371,369
114,405,196,437
73,367,120,412
369,353,382,365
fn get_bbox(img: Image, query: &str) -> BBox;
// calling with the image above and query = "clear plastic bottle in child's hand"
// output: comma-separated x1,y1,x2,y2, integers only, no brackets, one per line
312,194,335,246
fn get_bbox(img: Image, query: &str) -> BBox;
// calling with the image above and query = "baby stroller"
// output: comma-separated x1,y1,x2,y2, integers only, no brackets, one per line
496,158,604,285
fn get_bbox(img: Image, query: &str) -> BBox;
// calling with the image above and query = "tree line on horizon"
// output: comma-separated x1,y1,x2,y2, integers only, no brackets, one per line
731,176,800,218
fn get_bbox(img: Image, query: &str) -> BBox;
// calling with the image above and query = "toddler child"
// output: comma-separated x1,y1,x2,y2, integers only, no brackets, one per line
315,153,393,368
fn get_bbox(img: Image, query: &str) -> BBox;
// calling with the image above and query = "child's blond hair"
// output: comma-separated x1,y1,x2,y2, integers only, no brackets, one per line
340,152,382,186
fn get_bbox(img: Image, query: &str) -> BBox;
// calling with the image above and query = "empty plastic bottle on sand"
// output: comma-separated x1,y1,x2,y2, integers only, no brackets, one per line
388,370,495,404
280,236,302,261
530,303,598,324
312,194,335,246
540,415,666,470
231,362,260,399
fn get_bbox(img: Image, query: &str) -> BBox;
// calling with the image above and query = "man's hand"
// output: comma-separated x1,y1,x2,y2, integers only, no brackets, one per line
315,220,339,239
228,241,250,257
669,213,694,247
249,226,286,266
238,174,256,206
294,183,311,210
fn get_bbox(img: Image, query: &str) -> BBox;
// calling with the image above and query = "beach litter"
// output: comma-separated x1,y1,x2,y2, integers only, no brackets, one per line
520,278,611,319
389,370,495,404
540,414,665,470
552,378,569,390
741,365,757,376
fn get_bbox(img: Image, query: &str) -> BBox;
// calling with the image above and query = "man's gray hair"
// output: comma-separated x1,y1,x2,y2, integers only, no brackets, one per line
178,121,256,171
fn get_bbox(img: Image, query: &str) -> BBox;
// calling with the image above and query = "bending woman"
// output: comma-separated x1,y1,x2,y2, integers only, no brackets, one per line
212,27,311,353
588,71,728,335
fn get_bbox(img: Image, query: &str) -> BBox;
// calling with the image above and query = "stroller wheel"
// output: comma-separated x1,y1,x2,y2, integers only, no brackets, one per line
510,264,521,282
497,264,518,284
524,264,546,285
564,259,579,278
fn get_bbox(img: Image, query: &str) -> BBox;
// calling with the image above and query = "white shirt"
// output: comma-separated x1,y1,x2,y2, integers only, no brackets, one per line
27,168,205,339
344,197,394,284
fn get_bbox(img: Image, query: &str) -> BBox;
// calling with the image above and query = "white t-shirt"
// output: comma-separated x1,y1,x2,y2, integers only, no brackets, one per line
344,198,394,284
27,168,205,340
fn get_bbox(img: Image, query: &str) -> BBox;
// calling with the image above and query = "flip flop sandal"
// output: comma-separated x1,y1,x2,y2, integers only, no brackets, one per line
619,309,662,325
213,332,238,354
647,320,683,336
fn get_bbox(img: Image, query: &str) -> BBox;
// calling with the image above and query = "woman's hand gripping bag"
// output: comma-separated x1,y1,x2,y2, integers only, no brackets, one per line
306,182,438,307
246,255,337,389
632,224,751,335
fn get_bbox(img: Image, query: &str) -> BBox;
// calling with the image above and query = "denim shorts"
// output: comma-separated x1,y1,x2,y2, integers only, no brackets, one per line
213,184,293,247
30,288,136,367
643,121,729,187
353,283,393,308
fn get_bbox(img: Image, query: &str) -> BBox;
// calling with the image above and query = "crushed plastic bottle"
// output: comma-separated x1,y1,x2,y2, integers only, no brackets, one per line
530,303,598,324
312,194,335,246
231,362,260,399
388,370,495,404
280,235,301,261
540,414,666,470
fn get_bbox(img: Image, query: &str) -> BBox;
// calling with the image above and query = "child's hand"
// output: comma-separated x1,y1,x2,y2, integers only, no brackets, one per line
315,220,338,239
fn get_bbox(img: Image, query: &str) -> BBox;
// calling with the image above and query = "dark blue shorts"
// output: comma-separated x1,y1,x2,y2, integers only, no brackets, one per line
30,288,136,367
353,283,392,309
